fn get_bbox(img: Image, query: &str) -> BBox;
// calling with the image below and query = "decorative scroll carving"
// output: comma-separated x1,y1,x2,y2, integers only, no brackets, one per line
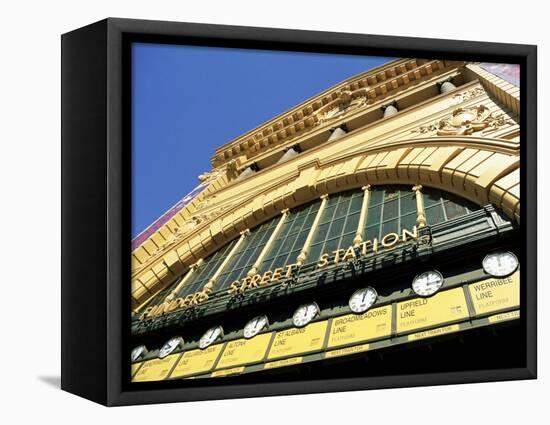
411,105,513,136
317,90,369,124
142,203,233,259
451,87,485,104
198,169,223,183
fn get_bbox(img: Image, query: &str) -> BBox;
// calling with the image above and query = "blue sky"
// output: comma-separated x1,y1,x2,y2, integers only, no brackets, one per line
132,43,392,237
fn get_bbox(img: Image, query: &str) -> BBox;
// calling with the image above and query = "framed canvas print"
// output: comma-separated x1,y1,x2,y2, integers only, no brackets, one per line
61,18,537,406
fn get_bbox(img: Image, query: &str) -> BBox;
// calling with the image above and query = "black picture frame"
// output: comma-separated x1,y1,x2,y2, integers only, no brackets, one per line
61,17,537,406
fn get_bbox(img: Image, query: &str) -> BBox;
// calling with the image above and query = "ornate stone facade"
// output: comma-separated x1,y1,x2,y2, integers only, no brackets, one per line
130,59,520,310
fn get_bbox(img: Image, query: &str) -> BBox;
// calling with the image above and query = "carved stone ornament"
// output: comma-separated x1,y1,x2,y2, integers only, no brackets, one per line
317,90,369,124
198,169,223,183
451,87,486,104
411,105,513,136
143,204,232,259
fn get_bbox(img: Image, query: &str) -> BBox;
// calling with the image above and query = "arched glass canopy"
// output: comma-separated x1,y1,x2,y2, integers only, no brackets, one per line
149,185,481,304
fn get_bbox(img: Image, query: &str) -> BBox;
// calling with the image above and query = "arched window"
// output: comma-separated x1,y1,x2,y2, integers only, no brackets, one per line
146,185,483,305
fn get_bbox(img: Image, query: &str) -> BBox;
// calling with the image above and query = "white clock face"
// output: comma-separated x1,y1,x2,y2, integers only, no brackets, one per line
349,287,378,313
292,302,320,327
199,326,223,349
131,345,147,362
483,251,518,277
412,270,444,297
159,336,183,359
244,315,269,339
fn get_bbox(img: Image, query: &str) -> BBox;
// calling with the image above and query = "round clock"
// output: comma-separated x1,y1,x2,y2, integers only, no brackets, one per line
131,345,147,362
412,270,444,297
158,336,184,359
349,287,378,314
199,326,223,349
292,302,320,327
244,315,269,339
482,251,518,277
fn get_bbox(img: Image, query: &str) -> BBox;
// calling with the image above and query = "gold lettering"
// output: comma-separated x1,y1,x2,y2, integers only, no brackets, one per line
250,274,262,288
285,264,298,278
271,267,284,282
359,240,372,255
381,232,400,248
228,280,240,295
318,253,329,268
342,246,356,262
139,306,155,321
332,249,346,263
402,226,418,242
260,271,272,286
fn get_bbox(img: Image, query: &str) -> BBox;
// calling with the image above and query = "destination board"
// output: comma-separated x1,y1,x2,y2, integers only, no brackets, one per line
396,287,469,334
211,366,245,377
264,357,303,369
327,305,392,348
131,354,180,382
131,362,143,378
216,332,272,369
488,309,520,323
325,343,370,359
468,272,520,315
267,321,328,360
169,344,224,379
407,324,460,341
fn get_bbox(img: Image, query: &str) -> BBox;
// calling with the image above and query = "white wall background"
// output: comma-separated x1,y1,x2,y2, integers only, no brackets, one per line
0,0,546,421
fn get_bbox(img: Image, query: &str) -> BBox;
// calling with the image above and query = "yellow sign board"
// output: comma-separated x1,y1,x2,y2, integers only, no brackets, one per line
396,287,469,334
325,343,370,359
488,309,520,323
131,362,143,378
327,305,392,348
131,354,180,382
264,357,303,369
468,272,520,315
169,344,224,379
407,324,460,341
216,333,273,369
267,321,327,360
211,366,245,377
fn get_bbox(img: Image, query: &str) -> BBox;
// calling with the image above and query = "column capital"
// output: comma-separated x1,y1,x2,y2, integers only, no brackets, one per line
281,208,290,215
190,258,204,271
240,229,251,237
412,184,423,192
320,193,329,200
361,185,371,191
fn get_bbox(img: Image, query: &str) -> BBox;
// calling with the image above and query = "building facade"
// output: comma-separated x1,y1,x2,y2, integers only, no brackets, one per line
130,59,521,382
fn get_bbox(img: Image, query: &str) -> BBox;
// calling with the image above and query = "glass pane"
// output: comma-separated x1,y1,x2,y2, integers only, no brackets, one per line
382,219,398,235
307,243,323,265
334,198,351,218
383,199,398,220
349,192,364,213
366,204,381,227
328,217,345,238
340,232,355,248
344,212,360,233
384,188,400,202
324,238,340,253
424,190,442,207
368,188,384,206
365,225,380,241
444,201,468,220
426,205,445,225
400,193,416,215
401,212,417,231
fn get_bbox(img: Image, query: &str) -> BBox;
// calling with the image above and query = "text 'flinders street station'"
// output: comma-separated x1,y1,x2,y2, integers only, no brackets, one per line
130,59,521,382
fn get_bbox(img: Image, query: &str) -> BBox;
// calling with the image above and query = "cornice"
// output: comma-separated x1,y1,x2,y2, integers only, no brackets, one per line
210,59,463,169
